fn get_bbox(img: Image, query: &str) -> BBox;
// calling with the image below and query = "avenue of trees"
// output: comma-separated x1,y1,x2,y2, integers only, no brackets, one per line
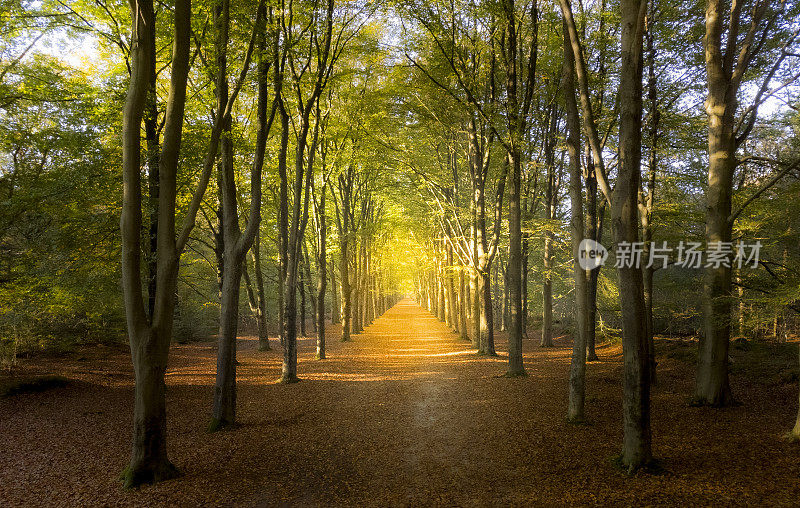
1,0,799,485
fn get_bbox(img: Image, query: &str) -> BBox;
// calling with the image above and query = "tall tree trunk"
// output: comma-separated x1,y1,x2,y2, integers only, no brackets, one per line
504,1,525,376
330,251,339,324
459,266,469,340
472,270,481,349
585,153,600,361
541,106,557,347
145,15,160,320
211,0,237,429
212,0,270,427
561,0,650,471
521,238,529,337
339,179,351,341
316,184,327,359
300,248,307,337
447,241,458,332
121,0,191,487
501,260,509,332
563,21,588,423
641,7,659,384
695,0,737,407
481,267,496,356
613,0,651,470
252,231,270,351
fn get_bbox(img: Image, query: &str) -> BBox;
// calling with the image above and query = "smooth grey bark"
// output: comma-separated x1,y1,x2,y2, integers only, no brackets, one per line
541,105,557,348
459,265,469,340
694,0,794,407
279,0,334,383
336,168,353,342
211,0,270,430
694,0,742,407
314,180,327,359
640,9,659,384
585,155,600,361
613,0,651,470
560,0,651,471
563,20,588,423
120,0,188,487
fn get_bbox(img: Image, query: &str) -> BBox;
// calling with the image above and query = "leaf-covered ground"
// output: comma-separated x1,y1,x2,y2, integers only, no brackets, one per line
1,299,799,506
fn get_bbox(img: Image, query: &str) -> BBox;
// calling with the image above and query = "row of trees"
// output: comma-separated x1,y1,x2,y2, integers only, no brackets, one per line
115,0,418,486
2,0,799,487
401,0,800,472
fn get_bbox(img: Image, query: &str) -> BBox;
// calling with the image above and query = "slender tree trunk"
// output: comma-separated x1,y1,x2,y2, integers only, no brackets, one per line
503,0,527,377
542,238,553,347
542,105,557,347
210,0,238,429
521,238,529,337
339,193,351,341
145,16,160,320
586,154,600,361
563,22,588,422
253,231,270,351
212,0,269,426
316,185,327,359
641,9,659,384
614,0,651,470
459,266,469,340
481,267,496,356
300,249,307,337
472,269,481,349
330,251,339,324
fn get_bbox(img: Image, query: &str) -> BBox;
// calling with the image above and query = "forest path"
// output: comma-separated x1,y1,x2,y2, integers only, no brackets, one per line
2,300,799,506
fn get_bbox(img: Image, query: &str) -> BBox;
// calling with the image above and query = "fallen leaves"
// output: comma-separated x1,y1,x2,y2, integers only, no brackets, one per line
1,299,799,506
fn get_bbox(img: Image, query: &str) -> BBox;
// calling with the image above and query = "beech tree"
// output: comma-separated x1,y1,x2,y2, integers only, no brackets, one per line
210,0,271,431
695,0,800,407
560,0,652,471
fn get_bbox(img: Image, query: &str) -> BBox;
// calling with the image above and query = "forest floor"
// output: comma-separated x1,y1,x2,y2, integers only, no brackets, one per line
2,298,800,506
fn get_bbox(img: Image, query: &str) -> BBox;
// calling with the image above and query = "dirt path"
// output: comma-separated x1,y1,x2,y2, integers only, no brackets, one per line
2,298,800,506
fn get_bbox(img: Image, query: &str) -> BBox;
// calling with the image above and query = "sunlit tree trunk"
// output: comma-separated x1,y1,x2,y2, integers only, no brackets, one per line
337,170,352,342
459,266,469,340
695,0,738,406
447,241,458,332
